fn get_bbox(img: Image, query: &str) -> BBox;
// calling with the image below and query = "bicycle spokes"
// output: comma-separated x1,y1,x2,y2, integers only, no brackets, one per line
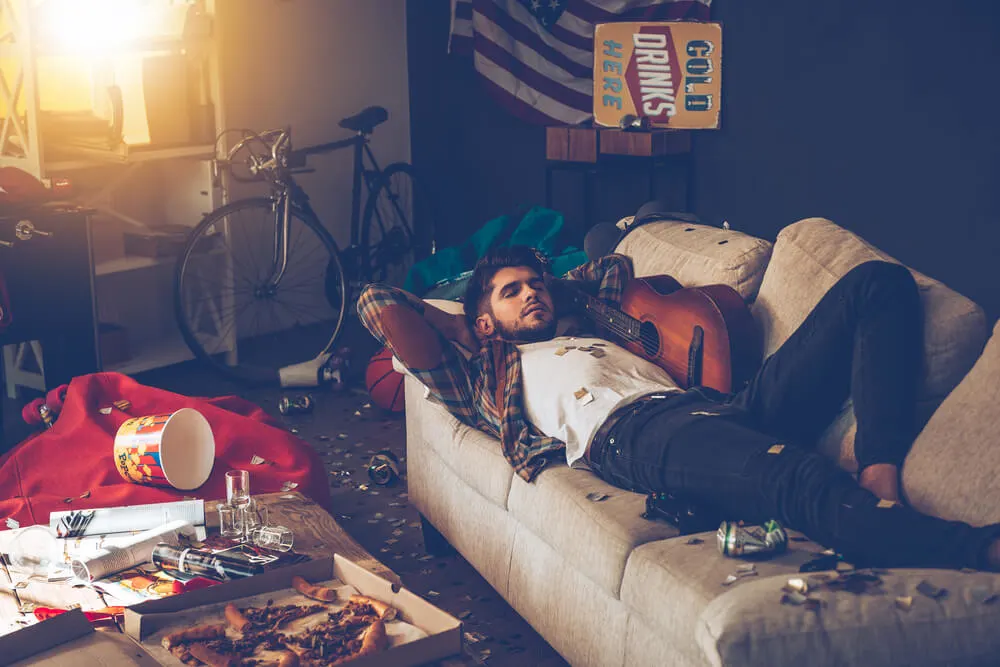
175,198,346,384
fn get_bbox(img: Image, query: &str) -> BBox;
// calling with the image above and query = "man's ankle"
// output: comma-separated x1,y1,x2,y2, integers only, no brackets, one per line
859,463,900,503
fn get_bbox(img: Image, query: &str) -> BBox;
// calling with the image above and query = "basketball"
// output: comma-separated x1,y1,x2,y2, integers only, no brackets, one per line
365,346,405,412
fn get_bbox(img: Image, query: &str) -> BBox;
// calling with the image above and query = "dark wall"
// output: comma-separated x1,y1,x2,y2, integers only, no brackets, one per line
407,1,1000,322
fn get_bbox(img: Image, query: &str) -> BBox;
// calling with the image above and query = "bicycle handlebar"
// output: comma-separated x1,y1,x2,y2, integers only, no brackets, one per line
216,126,362,183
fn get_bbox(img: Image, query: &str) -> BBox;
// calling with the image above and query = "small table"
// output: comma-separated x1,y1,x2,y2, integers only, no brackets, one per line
544,125,694,229
0,492,399,635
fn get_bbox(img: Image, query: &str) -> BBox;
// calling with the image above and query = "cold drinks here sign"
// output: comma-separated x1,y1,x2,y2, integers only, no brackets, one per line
594,22,722,129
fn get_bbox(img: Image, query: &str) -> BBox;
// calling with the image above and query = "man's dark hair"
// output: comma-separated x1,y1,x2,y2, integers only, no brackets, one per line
463,245,549,330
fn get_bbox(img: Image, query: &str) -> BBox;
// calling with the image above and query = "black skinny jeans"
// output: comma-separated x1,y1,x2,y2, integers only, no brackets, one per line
594,261,1000,570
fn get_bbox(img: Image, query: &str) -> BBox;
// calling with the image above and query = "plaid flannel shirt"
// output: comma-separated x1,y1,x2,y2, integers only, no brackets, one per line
357,254,633,482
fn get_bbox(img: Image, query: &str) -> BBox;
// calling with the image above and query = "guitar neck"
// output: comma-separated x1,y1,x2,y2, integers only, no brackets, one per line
566,288,641,342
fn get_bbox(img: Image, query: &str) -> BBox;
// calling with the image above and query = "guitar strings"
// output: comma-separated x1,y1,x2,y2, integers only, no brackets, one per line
586,304,659,351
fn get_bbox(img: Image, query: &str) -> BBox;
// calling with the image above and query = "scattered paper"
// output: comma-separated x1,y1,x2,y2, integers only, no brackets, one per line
784,578,808,594
98,407,112,415
250,455,266,465
972,586,1000,604
767,444,785,455
877,499,899,509
895,596,913,611
280,481,299,492
916,580,947,600
5,518,20,529
781,591,809,605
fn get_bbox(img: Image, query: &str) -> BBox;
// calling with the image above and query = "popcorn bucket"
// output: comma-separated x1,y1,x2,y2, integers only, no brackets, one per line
114,408,215,490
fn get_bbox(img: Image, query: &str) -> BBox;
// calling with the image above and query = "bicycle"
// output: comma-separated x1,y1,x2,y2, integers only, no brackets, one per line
174,106,434,387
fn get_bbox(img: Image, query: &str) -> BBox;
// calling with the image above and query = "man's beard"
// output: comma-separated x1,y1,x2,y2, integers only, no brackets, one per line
495,317,557,343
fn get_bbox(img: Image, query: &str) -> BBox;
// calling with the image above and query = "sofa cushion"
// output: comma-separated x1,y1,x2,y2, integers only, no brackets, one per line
507,464,678,598
620,530,819,663
614,219,773,301
903,320,1000,526
696,567,1000,667
752,217,987,471
403,376,514,509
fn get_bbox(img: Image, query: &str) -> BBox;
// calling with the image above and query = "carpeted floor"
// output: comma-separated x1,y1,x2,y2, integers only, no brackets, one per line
0,318,568,666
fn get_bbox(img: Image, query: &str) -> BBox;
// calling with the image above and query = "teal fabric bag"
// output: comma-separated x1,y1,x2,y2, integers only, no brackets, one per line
405,206,588,297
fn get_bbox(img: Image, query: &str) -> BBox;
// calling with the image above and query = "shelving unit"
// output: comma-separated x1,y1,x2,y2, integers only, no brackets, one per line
0,0,228,394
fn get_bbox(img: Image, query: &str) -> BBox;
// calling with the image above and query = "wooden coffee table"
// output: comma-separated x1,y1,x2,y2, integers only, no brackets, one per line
0,491,399,637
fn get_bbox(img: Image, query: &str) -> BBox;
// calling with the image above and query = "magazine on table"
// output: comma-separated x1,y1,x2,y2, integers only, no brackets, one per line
94,535,310,604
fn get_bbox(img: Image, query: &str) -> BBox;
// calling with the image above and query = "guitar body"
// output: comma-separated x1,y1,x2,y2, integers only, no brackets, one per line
612,276,761,393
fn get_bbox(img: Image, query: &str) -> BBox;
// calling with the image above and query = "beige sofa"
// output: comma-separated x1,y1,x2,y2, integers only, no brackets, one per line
400,217,1000,667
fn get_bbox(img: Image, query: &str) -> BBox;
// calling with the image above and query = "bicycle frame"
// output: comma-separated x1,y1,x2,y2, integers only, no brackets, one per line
292,133,387,249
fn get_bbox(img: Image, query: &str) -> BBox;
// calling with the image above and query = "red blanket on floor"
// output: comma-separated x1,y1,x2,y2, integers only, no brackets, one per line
0,373,329,528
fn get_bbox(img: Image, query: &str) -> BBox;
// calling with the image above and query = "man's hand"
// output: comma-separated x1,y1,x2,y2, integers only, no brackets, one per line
447,312,480,354
546,276,583,319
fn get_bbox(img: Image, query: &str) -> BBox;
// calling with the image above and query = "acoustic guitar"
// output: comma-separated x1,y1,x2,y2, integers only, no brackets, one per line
563,276,761,393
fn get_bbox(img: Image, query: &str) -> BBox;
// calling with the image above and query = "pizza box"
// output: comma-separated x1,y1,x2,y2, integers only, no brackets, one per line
3,609,157,666
123,554,463,666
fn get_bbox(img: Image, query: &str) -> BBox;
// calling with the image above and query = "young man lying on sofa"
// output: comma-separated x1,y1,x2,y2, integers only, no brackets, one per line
358,245,1000,572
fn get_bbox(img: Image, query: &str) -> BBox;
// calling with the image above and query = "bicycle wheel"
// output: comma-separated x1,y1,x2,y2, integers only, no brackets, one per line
175,197,347,386
360,162,435,286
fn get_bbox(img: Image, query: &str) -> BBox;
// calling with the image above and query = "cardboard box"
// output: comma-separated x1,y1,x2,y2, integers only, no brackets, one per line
124,555,463,666
594,22,722,129
5,609,157,666
545,125,598,163
599,128,691,157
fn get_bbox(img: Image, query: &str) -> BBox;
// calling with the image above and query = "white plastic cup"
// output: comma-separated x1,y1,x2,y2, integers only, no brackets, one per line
113,408,215,490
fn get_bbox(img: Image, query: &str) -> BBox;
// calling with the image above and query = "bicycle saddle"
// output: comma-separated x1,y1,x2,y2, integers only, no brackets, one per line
339,106,389,134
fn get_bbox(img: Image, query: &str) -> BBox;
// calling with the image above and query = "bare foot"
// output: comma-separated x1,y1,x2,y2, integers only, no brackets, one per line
988,540,1000,571
859,463,900,503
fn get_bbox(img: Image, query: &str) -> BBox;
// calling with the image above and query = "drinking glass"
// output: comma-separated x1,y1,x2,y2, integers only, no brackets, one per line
251,525,294,552
218,504,244,540
225,470,250,508
242,498,268,536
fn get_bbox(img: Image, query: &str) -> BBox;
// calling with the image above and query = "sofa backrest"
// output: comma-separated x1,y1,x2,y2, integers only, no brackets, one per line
903,319,1000,525
752,218,987,420
613,218,773,302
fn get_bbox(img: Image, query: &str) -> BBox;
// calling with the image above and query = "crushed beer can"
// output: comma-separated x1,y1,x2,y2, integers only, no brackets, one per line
279,394,314,415
38,404,55,429
367,449,401,486
717,519,788,558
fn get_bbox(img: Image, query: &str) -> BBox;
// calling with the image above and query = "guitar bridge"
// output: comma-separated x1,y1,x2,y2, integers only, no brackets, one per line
686,325,704,387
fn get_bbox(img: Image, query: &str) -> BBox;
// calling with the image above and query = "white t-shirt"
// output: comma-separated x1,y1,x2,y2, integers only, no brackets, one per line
517,336,681,467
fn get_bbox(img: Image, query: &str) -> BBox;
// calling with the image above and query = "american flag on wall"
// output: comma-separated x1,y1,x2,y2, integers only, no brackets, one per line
449,0,713,125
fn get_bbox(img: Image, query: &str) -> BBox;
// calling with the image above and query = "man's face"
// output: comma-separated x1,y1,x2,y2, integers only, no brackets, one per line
476,266,557,343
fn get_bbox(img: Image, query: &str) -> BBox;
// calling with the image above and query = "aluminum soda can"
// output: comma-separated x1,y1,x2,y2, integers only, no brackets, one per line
279,394,314,415
367,450,400,486
717,519,788,557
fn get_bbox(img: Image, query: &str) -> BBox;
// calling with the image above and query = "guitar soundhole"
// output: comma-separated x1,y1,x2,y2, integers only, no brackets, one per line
639,321,660,357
